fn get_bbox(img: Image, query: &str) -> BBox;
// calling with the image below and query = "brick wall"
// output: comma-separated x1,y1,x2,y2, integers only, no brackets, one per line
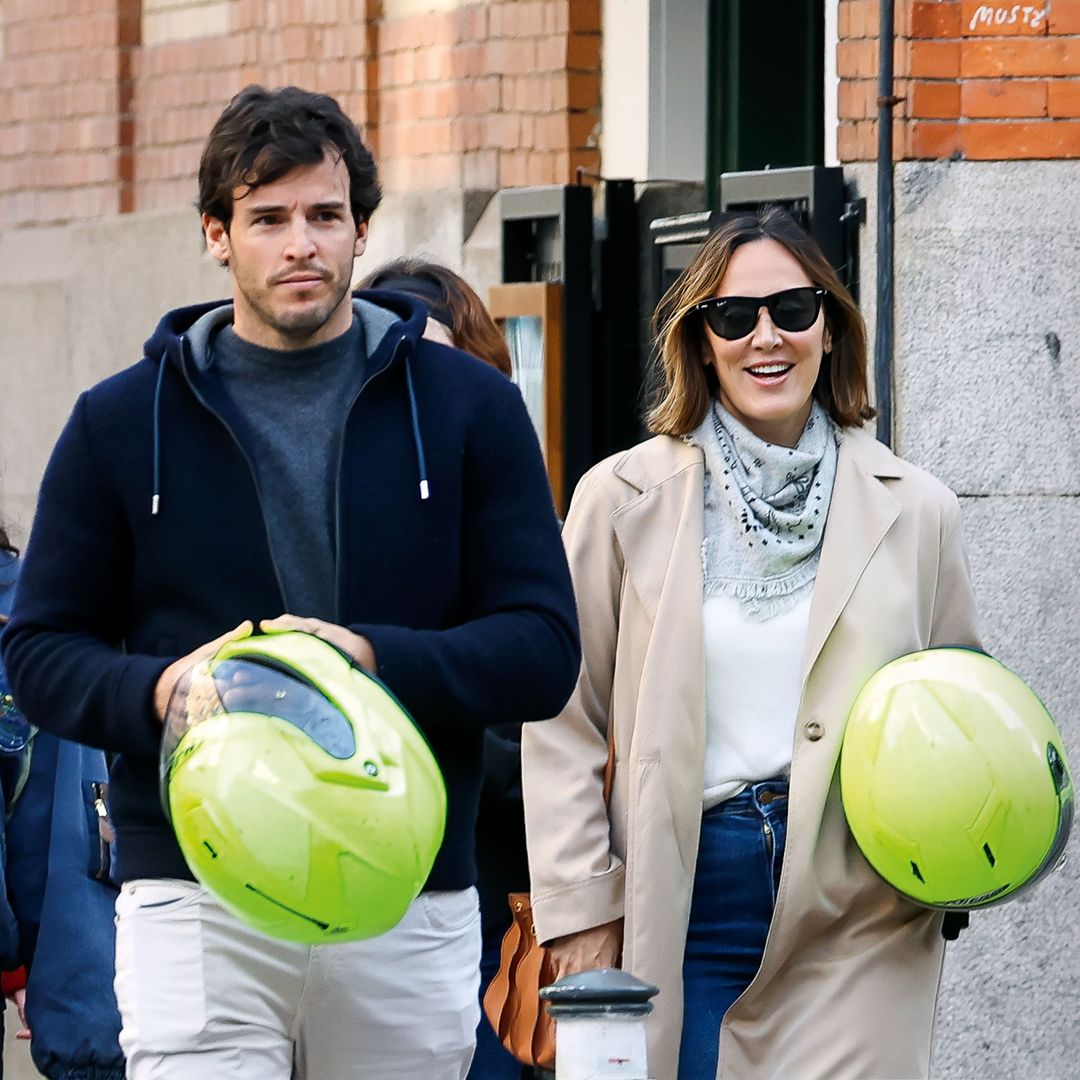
0,0,601,227
838,0,1080,160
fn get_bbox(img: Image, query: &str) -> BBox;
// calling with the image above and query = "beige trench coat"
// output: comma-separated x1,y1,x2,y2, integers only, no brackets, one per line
522,424,981,1080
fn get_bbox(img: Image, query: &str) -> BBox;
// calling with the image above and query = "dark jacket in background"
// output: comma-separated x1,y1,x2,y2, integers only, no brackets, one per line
2,293,580,891
1,552,124,1080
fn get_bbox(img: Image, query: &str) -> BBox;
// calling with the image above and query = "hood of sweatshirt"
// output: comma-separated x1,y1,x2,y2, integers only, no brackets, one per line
140,290,438,515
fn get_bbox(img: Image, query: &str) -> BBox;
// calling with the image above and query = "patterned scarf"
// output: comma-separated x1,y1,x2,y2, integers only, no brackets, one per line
688,399,839,620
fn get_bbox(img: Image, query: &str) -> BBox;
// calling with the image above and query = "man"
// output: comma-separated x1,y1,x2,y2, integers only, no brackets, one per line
3,86,580,1079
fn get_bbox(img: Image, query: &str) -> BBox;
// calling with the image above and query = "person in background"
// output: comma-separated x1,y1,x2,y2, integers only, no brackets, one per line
359,258,532,1080
522,207,981,1080
359,258,513,376
0,521,124,1080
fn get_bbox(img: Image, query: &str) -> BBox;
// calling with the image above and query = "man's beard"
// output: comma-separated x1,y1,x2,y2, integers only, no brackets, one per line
240,273,352,345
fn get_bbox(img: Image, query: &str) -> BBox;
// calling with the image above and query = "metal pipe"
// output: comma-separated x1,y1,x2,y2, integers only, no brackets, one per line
874,0,899,447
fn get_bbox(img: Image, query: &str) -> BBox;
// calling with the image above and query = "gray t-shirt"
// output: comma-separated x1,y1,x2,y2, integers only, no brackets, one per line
210,318,367,618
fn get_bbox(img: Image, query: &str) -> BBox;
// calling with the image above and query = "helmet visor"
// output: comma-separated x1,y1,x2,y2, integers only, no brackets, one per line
160,656,357,819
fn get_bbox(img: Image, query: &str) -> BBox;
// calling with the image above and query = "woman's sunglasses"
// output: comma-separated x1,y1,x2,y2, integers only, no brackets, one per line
693,287,826,340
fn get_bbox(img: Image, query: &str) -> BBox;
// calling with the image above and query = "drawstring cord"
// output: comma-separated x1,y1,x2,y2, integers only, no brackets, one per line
151,328,432,515
151,358,166,516
403,349,430,501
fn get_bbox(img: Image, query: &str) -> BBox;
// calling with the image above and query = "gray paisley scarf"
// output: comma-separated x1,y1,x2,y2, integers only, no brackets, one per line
688,399,839,620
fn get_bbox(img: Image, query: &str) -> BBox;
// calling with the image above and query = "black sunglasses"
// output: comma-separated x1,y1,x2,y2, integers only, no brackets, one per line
693,287,826,340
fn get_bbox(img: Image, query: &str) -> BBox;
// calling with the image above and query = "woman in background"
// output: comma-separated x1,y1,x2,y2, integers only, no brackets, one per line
359,260,529,1080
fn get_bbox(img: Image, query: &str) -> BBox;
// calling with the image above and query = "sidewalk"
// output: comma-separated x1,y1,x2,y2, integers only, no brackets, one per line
3,1020,42,1079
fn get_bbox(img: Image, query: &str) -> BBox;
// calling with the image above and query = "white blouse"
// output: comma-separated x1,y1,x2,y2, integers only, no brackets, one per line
702,590,813,809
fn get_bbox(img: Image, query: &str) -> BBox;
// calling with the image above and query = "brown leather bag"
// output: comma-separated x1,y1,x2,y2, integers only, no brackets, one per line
481,891,558,1068
481,722,616,1069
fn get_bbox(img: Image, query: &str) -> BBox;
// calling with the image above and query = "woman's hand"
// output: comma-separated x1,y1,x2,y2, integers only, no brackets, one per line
548,918,624,981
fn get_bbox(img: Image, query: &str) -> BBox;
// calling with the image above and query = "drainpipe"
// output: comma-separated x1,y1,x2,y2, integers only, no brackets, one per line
875,0,902,447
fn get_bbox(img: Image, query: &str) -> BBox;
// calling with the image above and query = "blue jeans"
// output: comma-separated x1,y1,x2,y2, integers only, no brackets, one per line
677,779,789,1080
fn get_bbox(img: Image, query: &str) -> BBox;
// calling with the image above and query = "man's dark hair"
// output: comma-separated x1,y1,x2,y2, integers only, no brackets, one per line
197,85,381,232
0,522,17,556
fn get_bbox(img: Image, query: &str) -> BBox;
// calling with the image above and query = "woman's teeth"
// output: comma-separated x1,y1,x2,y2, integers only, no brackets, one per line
748,363,792,376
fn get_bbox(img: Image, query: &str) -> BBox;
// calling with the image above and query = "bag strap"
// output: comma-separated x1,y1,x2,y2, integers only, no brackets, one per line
601,717,615,806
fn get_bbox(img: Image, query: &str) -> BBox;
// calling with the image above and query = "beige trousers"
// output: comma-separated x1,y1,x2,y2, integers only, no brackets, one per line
114,879,481,1080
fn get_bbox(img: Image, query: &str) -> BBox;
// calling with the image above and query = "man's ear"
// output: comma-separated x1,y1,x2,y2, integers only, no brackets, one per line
354,220,368,258
203,213,231,267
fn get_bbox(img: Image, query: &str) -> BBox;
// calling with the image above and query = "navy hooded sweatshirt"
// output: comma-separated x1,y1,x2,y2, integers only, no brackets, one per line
2,291,580,889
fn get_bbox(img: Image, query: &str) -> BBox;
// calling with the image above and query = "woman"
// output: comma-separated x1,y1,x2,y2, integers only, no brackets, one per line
522,207,980,1080
358,258,512,375
359,260,530,1080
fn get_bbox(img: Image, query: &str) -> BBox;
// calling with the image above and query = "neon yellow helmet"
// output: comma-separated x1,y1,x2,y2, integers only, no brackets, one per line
160,630,446,942
841,648,1072,909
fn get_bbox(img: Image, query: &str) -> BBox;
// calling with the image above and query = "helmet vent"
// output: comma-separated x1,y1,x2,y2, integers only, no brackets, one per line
983,843,996,867
910,861,925,883
243,883,330,930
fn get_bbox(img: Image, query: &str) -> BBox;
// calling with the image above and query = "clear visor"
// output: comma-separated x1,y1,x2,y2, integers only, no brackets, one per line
160,657,357,818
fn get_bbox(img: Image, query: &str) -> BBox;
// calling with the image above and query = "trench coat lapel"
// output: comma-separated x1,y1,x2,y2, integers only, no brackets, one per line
802,427,903,681
610,440,704,627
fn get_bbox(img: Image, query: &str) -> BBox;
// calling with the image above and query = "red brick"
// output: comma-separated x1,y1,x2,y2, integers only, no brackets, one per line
484,112,523,150
838,39,878,78
450,43,488,79
536,35,568,71
568,110,599,148
566,32,600,71
1048,2,1080,34
962,38,1080,77
488,37,539,74
568,0,601,33
458,77,501,116
907,119,962,155
962,119,1080,157
567,70,600,111
909,1,962,38
839,1,852,38
490,1,547,37
962,78,1048,116
961,1,1050,36
909,79,961,117
1048,80,1080,116
848,0,881,39
452,5,488,42
908,38,962,77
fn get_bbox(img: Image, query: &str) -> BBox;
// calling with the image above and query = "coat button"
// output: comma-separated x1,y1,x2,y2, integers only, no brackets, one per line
803,720,824,741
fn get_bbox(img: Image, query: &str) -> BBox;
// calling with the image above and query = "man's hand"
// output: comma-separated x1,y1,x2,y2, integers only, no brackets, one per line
153,621,253,722
547,918,624,982
260,615,376,672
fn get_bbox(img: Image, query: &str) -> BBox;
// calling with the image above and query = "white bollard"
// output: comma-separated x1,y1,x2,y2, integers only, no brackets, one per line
539,968,659,1080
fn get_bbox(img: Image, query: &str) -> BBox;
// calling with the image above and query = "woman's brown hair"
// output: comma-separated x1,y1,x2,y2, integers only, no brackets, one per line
646,206,873,436
357,259,512,377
